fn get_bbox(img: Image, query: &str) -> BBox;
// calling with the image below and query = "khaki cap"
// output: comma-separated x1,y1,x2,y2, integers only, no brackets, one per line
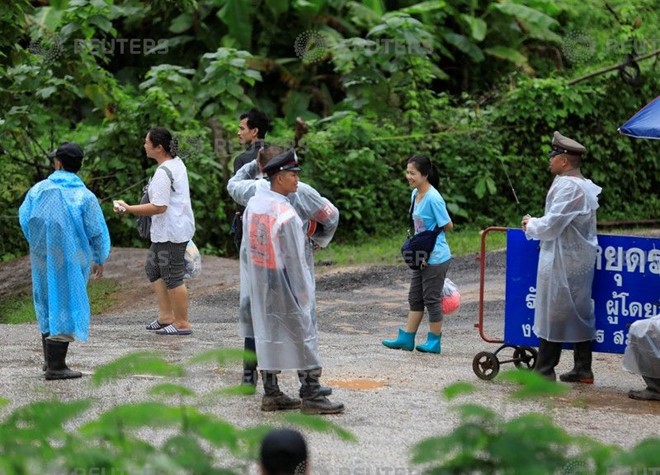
551,131,586,154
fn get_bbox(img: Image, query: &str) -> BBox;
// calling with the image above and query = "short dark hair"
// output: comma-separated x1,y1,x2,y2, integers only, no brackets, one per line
239,108,270,139
257,145,285,170
51,142,84,173
260,429,307,475
58,156,83,173
565,153,582,168
147,127,178,156
407,155,439,189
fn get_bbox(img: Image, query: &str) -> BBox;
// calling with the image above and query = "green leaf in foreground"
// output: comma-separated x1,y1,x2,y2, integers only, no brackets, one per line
283,413,357,442
91,351,184,386
500,370,569,398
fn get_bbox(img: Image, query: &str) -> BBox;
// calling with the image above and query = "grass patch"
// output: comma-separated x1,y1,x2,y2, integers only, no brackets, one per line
315,228,507,268
0,278,120,325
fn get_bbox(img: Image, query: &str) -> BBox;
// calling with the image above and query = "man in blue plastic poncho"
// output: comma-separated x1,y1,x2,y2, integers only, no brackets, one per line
19,142,111,380
228,146,339,396
522,132,602,384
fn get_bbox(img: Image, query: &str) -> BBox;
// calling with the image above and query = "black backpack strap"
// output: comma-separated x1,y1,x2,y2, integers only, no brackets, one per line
159,165,176,192
408,194,415,234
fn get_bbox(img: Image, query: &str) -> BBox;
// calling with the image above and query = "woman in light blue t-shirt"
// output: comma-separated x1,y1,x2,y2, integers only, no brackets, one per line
383,155,453,354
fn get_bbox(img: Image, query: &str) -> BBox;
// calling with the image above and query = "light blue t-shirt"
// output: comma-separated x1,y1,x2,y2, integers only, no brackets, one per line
410,187,452,265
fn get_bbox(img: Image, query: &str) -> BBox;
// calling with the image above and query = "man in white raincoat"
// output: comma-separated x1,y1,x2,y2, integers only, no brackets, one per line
240,150,344,414
228,145,339,396
19,143,111,380
522,132,602,383
623,315,660,401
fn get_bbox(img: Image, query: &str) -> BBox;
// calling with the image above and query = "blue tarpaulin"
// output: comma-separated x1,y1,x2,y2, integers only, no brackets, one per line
618,96,660,139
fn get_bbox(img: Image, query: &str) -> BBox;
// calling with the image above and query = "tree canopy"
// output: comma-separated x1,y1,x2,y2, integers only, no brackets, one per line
1,0,658,259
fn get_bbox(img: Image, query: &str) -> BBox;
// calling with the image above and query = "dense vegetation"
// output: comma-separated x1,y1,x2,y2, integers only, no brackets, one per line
1,0,658,260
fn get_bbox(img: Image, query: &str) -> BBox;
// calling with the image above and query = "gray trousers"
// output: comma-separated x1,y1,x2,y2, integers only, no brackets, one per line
408,259,451,323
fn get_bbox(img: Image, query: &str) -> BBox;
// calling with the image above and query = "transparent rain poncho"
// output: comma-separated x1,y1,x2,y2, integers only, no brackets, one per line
18,171,111,341
623,315,660,379
239,187,321,371
228,159,339,326
525,175,602,342
228,160,339,248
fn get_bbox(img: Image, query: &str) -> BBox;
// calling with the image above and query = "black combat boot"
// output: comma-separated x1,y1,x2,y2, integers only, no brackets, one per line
44,340,82,380
298,367,344,415
260,371,301,412
628,376,660,401
242,337,258,386
559,341,594,384
534,339,562,381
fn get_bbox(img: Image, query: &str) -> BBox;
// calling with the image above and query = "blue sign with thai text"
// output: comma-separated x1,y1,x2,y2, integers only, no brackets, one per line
504,229,659,354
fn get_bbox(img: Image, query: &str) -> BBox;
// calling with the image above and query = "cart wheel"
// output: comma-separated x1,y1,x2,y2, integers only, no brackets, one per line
472,351,500,380
513,346,537,370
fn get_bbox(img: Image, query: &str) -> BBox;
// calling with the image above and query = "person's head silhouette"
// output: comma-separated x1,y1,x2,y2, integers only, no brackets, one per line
259,428,309,475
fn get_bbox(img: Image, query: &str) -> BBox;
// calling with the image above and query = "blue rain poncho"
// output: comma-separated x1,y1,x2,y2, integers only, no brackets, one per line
240,187,320,371
19,171,111,341
525,175,602,343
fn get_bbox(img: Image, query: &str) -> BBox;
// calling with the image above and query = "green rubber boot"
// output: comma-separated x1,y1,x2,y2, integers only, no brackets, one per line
416,332,442,354
382,329,416,351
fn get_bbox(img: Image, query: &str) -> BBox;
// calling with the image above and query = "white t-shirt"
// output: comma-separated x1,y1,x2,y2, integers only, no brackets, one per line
148,157,195,243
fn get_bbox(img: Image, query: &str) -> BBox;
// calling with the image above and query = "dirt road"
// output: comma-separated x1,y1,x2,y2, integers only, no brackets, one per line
1,247,658,473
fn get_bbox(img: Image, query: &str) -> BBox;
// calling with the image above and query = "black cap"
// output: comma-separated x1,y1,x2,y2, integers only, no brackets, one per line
48,142,84,160
262,149,301,177
260,429,307,474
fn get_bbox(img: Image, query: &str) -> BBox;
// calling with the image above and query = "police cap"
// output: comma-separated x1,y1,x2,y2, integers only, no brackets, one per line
550,131,586,157
263,149,301,177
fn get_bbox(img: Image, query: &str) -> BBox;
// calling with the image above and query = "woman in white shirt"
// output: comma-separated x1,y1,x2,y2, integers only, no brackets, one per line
114,127,195,335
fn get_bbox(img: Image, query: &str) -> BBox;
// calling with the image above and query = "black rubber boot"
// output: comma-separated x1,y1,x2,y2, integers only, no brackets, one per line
534,339,562,381
242,337,258,386
629,377,660,401
44,340,82,380
298,367,344,415
559,341,594,384
41,333,49,371
260,371,300,412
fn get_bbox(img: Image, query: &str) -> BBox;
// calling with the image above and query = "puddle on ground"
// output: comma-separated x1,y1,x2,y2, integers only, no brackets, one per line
326,378,385,390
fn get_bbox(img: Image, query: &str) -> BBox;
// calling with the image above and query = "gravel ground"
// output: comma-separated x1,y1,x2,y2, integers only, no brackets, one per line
1,250,658,474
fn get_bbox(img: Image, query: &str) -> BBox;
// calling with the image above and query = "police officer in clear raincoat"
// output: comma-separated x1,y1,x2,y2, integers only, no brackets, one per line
228,146,338,390
522,132,602,383
236,150,344,414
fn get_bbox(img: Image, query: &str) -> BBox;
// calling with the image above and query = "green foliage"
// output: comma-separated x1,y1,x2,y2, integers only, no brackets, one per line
413,375,659,474
1,0,658,262
0,350,354,474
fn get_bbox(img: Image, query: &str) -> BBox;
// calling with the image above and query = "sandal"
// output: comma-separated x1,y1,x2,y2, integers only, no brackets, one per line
145,319,169,330
155,324,192,336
